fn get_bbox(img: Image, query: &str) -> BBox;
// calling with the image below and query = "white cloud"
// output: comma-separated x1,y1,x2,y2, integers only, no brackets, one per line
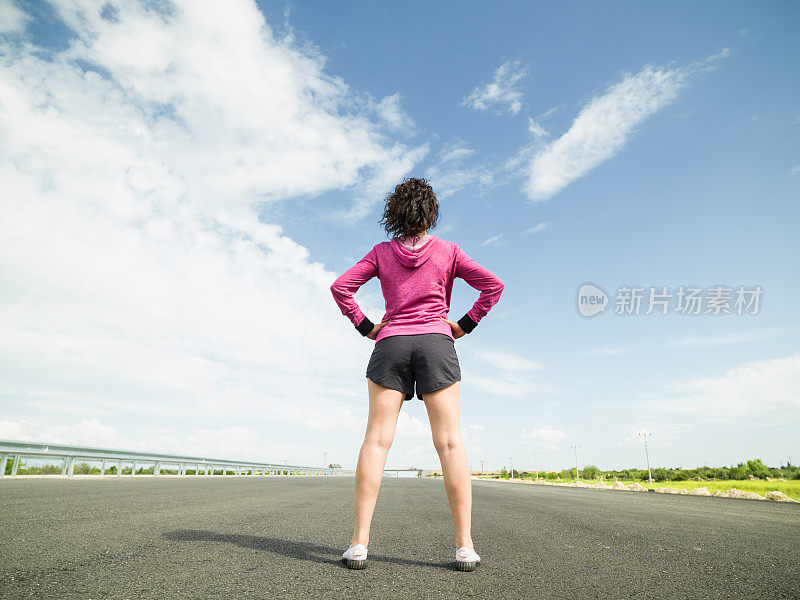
527,117,549,139
523,222,549,234
705,47,730,62
438,143,476,164
373,92,416,133
663,327,793,348
0,0,427,462
522,424,569,450
480,233,503,247
526,106,559,140
461,59,528,116
424,164,495,200
638,355,800,421
463,423,484,446
326,142,431,222
538,105,560,120
0,417,308,464
436,223,454,234
590,346,624,356
467,373,555,398
461,345,553,398
0,0,30,33
522,62,690,202
396,411,429,438
0,418,126,450
423,141,494,199
474,349,544,372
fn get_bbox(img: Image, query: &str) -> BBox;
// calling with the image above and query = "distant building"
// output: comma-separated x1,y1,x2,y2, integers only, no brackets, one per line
423,469,511,477
383,468,422,478
328,463,342,469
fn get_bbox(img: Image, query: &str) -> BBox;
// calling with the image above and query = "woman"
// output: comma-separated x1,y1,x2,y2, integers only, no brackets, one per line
329,177,505,571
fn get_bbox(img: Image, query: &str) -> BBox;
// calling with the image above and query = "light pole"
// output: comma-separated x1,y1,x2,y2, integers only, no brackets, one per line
570,445,580,482
639,432,653,483
480,459,485,476
533,452,539,481
508,456,514,479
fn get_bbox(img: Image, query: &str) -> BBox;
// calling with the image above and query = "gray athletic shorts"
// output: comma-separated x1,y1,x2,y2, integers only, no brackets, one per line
366,333,461,401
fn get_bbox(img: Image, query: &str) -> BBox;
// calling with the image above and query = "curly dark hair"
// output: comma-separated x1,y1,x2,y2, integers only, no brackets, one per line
379,177,439,239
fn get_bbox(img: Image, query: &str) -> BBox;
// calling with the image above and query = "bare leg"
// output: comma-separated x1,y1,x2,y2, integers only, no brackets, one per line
422,381,473,549
350,378,404,548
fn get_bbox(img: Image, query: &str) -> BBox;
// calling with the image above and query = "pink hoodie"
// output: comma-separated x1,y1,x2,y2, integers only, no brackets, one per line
330,233,505,342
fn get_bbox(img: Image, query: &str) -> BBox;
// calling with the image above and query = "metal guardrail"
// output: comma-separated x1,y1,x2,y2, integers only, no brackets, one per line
384,468,422,477
0,439,354,478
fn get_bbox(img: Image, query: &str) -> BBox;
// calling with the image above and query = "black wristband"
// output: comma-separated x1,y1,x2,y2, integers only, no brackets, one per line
356,316,375,336
457,313,478,334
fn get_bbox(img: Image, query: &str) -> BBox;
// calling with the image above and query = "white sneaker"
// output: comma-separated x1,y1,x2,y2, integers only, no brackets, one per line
341,543,368,569
455,545,481,571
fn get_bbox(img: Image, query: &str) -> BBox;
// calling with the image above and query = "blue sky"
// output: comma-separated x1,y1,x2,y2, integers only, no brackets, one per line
1,0,798,472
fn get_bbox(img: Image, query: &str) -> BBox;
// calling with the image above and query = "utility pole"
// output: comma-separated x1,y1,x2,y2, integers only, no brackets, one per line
570,445,579,482
639,432,653,483
480,459,485,476
533,452,539,481
508,456,514,478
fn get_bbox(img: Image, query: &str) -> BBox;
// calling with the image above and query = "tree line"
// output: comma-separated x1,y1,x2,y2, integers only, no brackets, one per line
497,459,799,481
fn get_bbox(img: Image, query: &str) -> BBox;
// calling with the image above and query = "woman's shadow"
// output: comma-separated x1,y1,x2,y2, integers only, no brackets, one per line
163,529,449,569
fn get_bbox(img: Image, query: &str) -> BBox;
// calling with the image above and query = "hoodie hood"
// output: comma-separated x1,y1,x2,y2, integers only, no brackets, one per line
389,234,438,268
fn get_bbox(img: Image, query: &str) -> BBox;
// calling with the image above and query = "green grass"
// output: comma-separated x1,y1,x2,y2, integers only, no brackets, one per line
539,478,800,501
633,479,800,501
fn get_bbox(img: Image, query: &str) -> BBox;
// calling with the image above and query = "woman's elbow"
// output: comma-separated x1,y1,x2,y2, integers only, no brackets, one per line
330,280,343,300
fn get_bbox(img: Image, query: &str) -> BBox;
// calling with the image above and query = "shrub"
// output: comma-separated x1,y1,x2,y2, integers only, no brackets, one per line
651,468,668,482
582,465,600,479
746,458,770,479
729,466,747,480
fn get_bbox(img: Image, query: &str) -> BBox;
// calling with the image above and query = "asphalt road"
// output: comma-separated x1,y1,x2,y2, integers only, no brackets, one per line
0,476,798,599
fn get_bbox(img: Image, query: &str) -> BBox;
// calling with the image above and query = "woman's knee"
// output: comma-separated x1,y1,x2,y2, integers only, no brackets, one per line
432,433,463,455
363,434,394,452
